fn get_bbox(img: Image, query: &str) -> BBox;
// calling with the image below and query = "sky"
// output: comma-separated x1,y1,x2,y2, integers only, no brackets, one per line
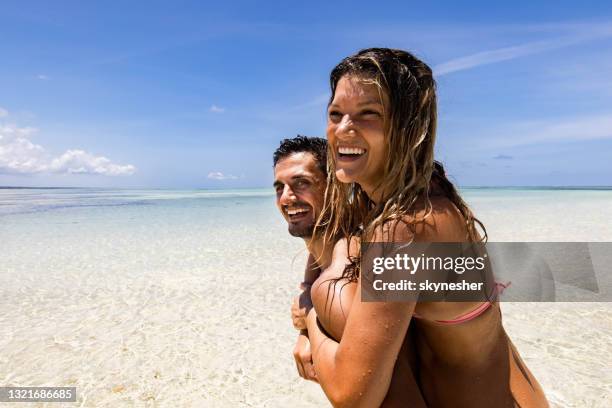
1,1,611,188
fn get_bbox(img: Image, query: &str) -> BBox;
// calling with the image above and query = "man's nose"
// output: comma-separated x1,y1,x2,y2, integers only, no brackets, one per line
279,184,296,205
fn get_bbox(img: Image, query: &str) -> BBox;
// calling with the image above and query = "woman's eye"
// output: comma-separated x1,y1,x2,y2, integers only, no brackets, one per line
328,111,342,120
361,110,381,117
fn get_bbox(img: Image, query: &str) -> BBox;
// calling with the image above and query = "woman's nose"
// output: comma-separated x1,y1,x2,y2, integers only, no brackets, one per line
336,114,354,135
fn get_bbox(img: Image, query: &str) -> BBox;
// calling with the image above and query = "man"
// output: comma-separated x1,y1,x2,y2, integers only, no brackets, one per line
273,135,327,242
274,138,426,407
273,135,328,382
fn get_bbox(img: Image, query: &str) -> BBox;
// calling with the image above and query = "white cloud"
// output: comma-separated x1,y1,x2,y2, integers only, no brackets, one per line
0,123,136,176
0,125,47,173
207,171,238,180
434,22,612,76
48,150,135,175
210,105,225,113
37,74,49,80
434,39,567,76
484,113,612,149
0,107,8,118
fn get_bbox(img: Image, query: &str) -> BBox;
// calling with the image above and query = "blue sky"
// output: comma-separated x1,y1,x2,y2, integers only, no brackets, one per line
1,1,611,188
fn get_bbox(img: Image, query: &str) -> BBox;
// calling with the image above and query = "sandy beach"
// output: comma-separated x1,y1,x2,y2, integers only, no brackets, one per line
1,188,611,407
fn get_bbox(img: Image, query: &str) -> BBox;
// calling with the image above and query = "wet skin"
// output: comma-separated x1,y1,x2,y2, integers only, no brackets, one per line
310,197,548,407
302,75,549,407
310,237,427,408
275,151,426,405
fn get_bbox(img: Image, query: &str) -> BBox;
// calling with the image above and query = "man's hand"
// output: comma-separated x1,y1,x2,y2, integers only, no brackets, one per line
291,283,313,330
293,330,318,382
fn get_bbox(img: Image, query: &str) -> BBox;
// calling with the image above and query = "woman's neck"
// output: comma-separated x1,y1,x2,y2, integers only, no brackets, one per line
361,183,384,205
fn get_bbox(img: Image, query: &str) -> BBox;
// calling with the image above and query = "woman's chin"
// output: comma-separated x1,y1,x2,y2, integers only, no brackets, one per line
335,169,356,184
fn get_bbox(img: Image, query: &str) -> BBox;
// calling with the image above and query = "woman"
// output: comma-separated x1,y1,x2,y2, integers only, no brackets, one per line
299,48,549,407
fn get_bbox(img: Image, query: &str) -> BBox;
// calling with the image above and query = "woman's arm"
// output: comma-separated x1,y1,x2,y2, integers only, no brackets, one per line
304,225,416,408
306,279,416,408
291,244,355,383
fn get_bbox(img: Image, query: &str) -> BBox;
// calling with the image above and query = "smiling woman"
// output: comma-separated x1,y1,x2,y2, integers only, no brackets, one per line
327,76,388,194
298,48,550,408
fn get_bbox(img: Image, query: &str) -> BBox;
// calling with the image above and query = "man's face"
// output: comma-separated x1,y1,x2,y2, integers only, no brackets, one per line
274,152,326,238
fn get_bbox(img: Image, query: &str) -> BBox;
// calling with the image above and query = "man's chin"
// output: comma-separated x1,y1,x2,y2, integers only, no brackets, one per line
288,223,314,238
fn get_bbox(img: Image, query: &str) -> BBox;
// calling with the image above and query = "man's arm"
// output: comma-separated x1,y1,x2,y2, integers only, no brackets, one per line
292,253,320,330
293,329,318,382
303,252,320,285
292,253,321,382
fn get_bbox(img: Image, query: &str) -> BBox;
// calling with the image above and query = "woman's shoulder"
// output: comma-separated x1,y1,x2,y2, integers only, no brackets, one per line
379,196,468,243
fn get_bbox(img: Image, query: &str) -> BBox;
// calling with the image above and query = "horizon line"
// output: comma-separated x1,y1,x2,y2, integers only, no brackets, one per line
2,185,612,191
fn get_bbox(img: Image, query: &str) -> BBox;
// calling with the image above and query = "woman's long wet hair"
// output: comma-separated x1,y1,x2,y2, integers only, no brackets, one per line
313,48,486,282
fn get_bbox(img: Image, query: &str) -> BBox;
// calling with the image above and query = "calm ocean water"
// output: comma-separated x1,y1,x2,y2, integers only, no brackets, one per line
3,187,612,275
1,187,611,407
2,187,612,239
2,186,612,216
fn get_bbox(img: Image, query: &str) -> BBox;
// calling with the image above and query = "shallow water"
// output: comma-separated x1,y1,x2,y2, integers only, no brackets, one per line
1,188,611,407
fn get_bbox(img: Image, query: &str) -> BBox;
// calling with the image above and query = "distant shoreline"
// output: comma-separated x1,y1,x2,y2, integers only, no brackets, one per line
461,186,612,191
0,186,85,189
2,186,612,191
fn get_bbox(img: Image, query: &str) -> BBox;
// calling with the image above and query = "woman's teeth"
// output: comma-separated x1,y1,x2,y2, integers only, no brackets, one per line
287,208,308,215
338,147,365,155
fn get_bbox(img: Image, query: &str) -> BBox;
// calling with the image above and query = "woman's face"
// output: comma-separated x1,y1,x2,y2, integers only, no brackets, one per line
327,75,389,196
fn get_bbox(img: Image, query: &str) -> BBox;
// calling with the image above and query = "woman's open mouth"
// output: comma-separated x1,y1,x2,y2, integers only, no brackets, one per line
337,146,366,162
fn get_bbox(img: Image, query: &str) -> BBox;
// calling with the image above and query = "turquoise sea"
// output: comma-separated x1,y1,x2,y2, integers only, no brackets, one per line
1,187,611,407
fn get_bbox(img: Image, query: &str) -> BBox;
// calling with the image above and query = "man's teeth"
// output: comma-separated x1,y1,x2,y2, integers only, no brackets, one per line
338,146,365,155
287,208,308,215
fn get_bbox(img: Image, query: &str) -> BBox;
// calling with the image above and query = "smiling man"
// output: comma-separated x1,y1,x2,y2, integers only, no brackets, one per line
273,136,327,240
273,135,328,381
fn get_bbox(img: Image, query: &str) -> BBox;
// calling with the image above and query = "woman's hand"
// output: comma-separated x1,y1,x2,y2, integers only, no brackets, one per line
293,330,318,382
291,283,313,330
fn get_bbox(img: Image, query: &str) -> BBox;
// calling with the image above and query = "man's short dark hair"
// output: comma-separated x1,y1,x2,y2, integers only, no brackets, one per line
273,135,327,175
